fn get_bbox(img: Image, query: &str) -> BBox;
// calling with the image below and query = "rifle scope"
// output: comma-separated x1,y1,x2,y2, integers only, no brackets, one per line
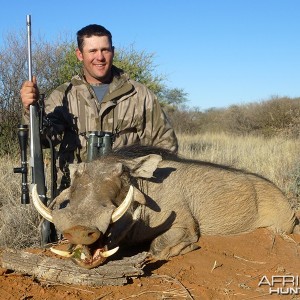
13,124,30,204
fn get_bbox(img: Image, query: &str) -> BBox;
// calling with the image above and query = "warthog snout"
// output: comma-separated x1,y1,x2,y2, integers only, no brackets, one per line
63,225,101,245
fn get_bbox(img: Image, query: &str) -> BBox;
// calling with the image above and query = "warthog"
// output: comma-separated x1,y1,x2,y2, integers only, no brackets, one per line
33,146,299,269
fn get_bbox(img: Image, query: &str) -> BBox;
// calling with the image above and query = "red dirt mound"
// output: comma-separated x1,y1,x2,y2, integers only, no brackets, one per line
1,228,300,299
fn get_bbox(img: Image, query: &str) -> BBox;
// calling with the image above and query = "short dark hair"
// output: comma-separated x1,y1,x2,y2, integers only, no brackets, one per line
77,24,113,51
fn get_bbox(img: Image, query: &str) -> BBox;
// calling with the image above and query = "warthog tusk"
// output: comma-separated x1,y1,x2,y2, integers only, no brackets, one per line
32,184,53,223
100,246,119,258
50,245,119,259
111,185,134,223
50,247,72,257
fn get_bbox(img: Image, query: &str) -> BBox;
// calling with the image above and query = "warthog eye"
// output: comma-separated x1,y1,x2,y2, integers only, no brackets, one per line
88,232,99,240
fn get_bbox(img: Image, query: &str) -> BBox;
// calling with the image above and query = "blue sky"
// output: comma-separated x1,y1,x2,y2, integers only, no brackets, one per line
0,0,299,110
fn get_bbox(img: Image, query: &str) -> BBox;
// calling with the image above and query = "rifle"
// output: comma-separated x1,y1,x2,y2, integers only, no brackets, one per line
14,15,57,246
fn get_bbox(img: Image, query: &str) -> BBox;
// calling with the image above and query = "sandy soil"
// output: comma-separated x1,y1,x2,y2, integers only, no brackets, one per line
1,228,300,300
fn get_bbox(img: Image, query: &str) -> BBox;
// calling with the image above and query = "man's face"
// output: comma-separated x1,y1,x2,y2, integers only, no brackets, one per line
76,35,114,84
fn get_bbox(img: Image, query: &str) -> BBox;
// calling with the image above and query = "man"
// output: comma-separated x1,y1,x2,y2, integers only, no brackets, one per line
21,24,178,188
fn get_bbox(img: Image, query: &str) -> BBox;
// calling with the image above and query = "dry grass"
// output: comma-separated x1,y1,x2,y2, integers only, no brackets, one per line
0,155,40,248
0,133,299,248
178,132,300,209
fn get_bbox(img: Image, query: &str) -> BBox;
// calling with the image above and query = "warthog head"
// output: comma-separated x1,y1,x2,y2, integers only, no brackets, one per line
32,154,162,269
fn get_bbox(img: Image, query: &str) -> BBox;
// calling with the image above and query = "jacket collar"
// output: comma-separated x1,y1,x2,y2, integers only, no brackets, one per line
71,66,134,104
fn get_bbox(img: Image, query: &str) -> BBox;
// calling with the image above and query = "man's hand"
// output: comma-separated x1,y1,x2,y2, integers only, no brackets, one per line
20,76,39,109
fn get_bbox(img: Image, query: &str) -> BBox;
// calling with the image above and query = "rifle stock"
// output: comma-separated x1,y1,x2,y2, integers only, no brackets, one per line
29,104,56,245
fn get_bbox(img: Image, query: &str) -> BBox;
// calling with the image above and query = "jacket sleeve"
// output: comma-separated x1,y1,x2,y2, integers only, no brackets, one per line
22,87,72,147
21,107,30,125
141,89,178,153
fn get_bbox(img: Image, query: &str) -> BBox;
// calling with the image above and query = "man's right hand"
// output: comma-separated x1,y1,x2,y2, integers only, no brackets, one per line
20,76,39,109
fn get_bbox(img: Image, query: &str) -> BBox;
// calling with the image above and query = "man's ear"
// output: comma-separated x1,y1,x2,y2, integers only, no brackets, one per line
122,154,162,178
75,48,83,61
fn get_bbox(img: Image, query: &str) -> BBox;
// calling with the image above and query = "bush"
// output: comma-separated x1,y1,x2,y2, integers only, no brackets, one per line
165,96,300,138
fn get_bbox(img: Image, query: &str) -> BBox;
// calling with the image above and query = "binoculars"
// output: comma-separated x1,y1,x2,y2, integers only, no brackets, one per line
87,131,114,162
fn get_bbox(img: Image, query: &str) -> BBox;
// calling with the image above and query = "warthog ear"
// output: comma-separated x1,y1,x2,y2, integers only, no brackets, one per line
69,162,86,180
123,154,162,178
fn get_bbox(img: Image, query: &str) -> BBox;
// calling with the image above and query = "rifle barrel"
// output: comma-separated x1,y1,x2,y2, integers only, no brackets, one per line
26,15,32,81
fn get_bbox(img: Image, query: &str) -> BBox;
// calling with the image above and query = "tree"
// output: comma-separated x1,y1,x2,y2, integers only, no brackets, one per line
0,31,28,154
159,87,188,108
0,30,74,154
56,42,81,87
113,44,165,95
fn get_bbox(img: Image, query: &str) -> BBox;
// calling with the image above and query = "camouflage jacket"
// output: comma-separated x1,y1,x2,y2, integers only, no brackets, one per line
24,66,178,169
